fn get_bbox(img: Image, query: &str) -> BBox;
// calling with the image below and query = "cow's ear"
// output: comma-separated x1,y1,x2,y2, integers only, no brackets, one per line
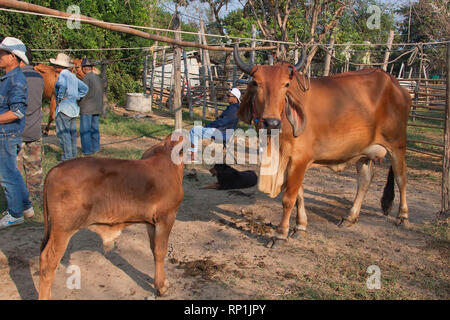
285,100,306,137
237,87,253,124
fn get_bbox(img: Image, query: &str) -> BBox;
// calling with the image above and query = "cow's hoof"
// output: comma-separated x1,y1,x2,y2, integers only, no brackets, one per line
395,217,409,227
338,218,356,228
156,280,170,297
265,237,287,249
289,228,306,239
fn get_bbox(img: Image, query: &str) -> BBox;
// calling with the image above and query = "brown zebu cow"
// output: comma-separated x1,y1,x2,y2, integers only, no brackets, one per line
34,59,100,135
234,45,411,248
38,134,185,299
34,64,58,135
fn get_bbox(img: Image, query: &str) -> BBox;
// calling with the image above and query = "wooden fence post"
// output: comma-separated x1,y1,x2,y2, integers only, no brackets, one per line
250,24,256,66
160,47,166,106
143,49,148,93
173,12,182,130
183,50,193,119
323,32,335,76
200,20,218,117
198,28,207,120
442,42,450,213
101,60,108,117
382,30,394,72
149,42,158,110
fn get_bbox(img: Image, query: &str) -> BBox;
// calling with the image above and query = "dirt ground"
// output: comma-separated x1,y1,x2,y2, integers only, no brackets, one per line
0,110,448,300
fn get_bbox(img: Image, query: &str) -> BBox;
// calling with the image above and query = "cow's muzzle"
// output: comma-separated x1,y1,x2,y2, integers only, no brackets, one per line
262,118,281,133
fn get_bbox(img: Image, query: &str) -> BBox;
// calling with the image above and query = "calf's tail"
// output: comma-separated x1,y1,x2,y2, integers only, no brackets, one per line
381,166,395,216
40,176,50,253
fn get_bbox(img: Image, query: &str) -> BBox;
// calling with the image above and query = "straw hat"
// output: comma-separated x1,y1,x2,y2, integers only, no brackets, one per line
49,53,74,68
0,37,29,65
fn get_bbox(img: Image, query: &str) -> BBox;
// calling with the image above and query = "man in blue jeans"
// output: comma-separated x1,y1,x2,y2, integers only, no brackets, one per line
50,53,88,161
79,58,103,156
0,37,34,228
188,88,240,161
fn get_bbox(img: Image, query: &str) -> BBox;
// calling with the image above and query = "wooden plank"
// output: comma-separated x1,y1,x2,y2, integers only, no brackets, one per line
442,42,450,212
173,12,182,130
407,139,444,148
407,147,443,158
407,122,445,129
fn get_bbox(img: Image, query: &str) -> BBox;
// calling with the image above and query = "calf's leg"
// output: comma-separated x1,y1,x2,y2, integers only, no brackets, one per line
39,230,74,300
146,212,176,296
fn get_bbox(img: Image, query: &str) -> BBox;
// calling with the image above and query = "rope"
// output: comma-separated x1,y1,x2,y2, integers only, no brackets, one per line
318,45,420,67
2,6,449,49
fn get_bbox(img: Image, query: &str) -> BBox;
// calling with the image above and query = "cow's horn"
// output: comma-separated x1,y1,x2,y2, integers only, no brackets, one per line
233,44,253,75
294,46,308,72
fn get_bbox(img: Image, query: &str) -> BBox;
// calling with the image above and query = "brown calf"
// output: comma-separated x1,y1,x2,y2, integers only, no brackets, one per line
38,134,184,299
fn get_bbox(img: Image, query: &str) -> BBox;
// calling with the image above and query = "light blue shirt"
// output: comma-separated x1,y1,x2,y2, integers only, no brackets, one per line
55,69,89,118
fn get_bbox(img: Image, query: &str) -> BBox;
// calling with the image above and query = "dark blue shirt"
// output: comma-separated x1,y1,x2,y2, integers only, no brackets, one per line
205,103,239,139
0,66,28,134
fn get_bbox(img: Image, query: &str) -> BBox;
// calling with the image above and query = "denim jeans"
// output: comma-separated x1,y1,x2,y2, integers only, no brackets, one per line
0,133,31,218
55,112,77,161
188,126,223,153
80,114,100,155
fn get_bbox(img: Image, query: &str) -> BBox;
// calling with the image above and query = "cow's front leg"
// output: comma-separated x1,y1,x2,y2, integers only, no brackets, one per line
289,185,307,239
267,164,306,249
339,157,374,227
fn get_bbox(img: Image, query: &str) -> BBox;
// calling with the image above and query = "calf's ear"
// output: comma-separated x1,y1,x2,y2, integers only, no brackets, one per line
285,100,306,137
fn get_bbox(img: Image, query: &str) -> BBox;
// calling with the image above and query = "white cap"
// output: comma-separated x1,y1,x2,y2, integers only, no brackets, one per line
0,37,29,65
229,88,241,102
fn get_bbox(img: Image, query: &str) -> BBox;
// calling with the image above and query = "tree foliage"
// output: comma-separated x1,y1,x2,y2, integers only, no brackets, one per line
0,0,197,105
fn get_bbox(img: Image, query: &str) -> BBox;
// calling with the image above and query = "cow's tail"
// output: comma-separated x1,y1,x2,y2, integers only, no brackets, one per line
40,175,50,253
381,166,395,216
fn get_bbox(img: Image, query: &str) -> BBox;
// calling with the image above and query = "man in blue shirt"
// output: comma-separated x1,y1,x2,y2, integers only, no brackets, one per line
50,53,88,161
0,37,34,228
188,88,240,159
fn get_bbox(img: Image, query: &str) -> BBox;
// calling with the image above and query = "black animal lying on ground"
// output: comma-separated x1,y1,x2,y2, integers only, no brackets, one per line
202,164,258,190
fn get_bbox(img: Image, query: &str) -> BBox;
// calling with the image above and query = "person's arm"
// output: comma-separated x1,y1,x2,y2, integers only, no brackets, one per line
206,105,238,128
0,110,19,124
0,77,27,123
55,72,66,102
78,78,89,99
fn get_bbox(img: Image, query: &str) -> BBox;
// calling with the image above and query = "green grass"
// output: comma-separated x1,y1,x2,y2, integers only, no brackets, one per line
100,110,173,137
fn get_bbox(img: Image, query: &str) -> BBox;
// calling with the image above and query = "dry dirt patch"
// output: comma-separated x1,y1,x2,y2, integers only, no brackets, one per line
0,111,448,300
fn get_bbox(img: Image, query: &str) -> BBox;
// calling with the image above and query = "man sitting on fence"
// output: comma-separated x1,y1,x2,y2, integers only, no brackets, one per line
188,88,240,161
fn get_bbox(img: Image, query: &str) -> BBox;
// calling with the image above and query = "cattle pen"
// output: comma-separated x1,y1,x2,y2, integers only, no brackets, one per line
0,0,449,302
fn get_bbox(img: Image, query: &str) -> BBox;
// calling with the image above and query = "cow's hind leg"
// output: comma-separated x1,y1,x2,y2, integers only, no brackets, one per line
289,185,307,239
39,230,74,300
389,148,409,226
44,94,56,136
339,157,374,227
146,212,176,296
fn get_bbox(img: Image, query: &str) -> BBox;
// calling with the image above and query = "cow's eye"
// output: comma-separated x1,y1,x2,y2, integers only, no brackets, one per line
284,83,290,88
251,81,258,87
